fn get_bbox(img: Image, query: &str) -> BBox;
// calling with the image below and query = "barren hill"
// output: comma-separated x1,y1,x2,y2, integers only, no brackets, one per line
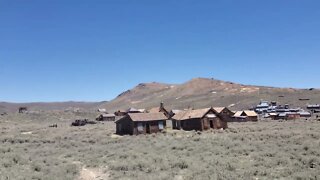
2,78,319,113
101,78,320,111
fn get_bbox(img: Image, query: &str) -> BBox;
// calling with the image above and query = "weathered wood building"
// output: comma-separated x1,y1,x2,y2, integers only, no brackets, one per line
213,107,235,122
148,102,170,118
96,113,116,121
172,108,228,131
233,111,258,122
115,113,168,135
114,110,127,116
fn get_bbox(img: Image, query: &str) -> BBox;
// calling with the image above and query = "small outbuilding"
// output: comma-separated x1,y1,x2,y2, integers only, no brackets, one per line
115,113,168,135
286,112,301,120
299,111,312,118
114,110,127,116
233,111,248,122
126,108,142,114
307,104,320,110
233,111,258,122
243,111,258,121
96,113,116,121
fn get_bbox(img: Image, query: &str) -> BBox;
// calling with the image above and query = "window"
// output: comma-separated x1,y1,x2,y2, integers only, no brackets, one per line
137,123,143,132
158,121,164,130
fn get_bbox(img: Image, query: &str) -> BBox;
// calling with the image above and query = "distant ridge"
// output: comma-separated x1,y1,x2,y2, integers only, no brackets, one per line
100,77,320,111
1,77,319,113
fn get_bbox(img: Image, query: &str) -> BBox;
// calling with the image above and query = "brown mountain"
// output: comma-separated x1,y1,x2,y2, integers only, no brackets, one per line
101,78,320,111
2,78,319,113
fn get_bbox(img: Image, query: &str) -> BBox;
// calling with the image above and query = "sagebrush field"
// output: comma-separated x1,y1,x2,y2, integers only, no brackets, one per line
1,112,320,180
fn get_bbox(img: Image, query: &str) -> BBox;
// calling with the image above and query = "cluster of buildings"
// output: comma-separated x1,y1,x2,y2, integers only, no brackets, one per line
95,101,318,136
254,101,314,120
97,103,258,135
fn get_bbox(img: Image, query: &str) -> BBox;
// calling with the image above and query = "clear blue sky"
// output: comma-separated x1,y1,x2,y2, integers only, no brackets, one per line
1,0,320,102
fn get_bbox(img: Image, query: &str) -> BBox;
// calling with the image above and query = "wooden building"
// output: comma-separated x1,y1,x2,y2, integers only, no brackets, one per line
233,111,248,122
115,113,168,135
299,111,311,118
233,111,258,122
213,107,235,122
114,110,127,116
243,111,258,121
96,113,116,121
172,108,227,131
169,109,184,119
286,112,301,120
126,108,142,114
148,102,170,118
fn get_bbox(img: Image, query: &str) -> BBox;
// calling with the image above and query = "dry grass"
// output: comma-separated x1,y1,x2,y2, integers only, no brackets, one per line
1,112,320,179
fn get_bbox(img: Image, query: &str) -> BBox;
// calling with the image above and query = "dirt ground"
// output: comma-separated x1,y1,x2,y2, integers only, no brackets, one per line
1,112,320,180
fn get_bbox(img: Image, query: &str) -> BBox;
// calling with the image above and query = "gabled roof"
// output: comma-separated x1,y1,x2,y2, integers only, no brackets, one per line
173,108,212,121
243,111,258,117
123,113,168,122
212,107,225,114
234,111,243,117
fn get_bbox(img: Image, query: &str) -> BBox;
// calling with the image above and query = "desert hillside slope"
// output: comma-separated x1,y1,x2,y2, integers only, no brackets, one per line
101,78,320,111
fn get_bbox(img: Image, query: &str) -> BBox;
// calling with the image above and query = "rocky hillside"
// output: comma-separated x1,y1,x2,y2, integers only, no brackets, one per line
101,78,320,111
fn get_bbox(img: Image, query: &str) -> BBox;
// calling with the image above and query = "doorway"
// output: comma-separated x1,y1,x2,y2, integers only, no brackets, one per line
209,119,214,129
146,123,151,134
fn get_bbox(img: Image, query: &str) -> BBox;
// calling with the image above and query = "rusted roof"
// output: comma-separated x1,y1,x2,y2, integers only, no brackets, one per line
127,113,168,122
173,108,212,120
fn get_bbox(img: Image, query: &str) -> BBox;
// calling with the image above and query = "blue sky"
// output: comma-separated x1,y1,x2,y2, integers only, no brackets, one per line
0,0,320,102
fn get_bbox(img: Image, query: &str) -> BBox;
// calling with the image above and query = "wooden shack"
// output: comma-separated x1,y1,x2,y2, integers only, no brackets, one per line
96,113,116,121
114,110,127,116
18,107,27,113
115,113,168,135
172,108,227,131
286,112,301,120
233,111,258,122
213,107,235,122
126,108,142,114
299,111,312,118
243,111,258,121
233,111,248,122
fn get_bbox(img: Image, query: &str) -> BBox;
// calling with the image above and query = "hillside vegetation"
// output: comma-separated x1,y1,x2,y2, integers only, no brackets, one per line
1,112,320,179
